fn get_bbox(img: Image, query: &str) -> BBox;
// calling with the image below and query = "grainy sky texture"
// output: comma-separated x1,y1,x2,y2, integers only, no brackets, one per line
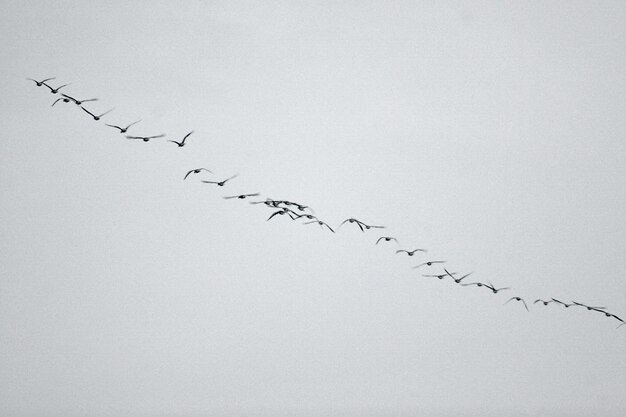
1,1,625,416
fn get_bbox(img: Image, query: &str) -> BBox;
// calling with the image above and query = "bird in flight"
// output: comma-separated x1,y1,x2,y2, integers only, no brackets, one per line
533,299,555,306
105,120,141,133
267,209,297,222
168,131,194,147
483,281,511,294
223,193,260,200
443,269,472,284
27,77,55,87
304,220,335,233
395,248,427,256
339,218,385,232
51,97,72,107
504,297,529,311
61,94,98,106
376,236,398,245
183,168,212,180
412,261,446,269
551,298,573,308
572,301,606,311
42,81,71,94
125,134,166,142
201,174,239,187
81,106,114,121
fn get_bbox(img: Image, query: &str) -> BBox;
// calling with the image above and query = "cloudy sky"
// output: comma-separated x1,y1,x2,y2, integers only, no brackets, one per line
1,1,625,416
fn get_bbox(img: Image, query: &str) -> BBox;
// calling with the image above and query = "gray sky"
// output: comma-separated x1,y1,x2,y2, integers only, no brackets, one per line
1,1,625,416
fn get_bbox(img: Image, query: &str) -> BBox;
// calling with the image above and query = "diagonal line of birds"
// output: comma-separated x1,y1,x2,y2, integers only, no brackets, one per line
26,76,625,330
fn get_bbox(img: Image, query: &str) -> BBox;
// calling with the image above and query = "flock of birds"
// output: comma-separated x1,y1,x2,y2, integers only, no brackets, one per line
26,76,625,329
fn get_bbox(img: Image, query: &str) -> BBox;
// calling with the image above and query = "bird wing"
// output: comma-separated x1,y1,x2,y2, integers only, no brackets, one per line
183,170,194,180
182,131,194,142
376,237,384,244
105,124,123,130
81,107,96,117
267,211,284,221
98,108,115,118
504,297,515,305
521,299,529,311
51,98,63,107
323,223,335,233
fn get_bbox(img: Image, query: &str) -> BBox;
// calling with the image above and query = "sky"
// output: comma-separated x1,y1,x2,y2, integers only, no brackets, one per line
1,1,625,416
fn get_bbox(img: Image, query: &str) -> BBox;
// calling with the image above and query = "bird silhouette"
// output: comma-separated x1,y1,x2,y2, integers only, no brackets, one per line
504,297,529,311
201,174,239,187
125,134,165,142
376,236,398,245
223,193,260,200
105,120,141,133
551,298,573,308
395,248,427,256
412,261,446,269
61,94,98,106
168,131,193,147
304,220,335,233
533,299,555,306
484,281,511,294
292,213,318,221
339,218,365,232
443,269,472,283
572,301,606,311
183,168,213,179
81,106,114,121
42,81,71,94
27,77,55,86
51,97,72,107
267,209,297,222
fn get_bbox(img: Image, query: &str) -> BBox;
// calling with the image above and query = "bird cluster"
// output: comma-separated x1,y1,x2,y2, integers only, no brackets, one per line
27,76,624,330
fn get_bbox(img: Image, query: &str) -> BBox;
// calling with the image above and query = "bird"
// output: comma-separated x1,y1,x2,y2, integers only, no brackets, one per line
60,94,98,106
304,220,335,233
125,134,166,142
201,174,239,187
339,218,365,232
267,209,297,222
460,281,487,288
483,281,511,294
395,248,427,256
105,120,141,133
168,131,193,147
292,213,318,221
572,301,606,311
551,298,573,308
27,77,55,87
444,269,472,284
278,201,313,213
412,261,446,269
422,273,449,280
250,199,281,208
51,97,72,107
81,106,114,121
504,297,529,311
223,193,260,200
533,299,555,306
183,168,213,180
42,81,71,94
376,236,398,245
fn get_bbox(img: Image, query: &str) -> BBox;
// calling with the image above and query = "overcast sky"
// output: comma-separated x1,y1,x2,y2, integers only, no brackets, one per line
1,1,625,416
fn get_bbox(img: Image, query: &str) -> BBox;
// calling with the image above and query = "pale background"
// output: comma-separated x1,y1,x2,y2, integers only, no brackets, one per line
1,1,625,416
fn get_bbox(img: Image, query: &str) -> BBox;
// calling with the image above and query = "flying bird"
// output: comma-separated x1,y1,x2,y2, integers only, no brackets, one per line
81,106,114,121
105,120,141,133
338,218,384,232
292,213,318,221
184,168,213,179
376,236,398,245
412,261,446,269
533,299,555,306
27,77,55,87
304,220,335,233
51,97,72,107
572,301,606,311
168,131,194,147
484,281,511,294
125,134,165,142
504,297,529,311
551,298,573,308
395,248,427,256
61,94,98,106
444,269,472,284
223,193,260,200
201,174,239,187
267,209,297,222
42,81,71,94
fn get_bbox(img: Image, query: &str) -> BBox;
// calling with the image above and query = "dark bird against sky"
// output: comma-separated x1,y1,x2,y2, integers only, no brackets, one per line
168,131,194,147
105,120,141,133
